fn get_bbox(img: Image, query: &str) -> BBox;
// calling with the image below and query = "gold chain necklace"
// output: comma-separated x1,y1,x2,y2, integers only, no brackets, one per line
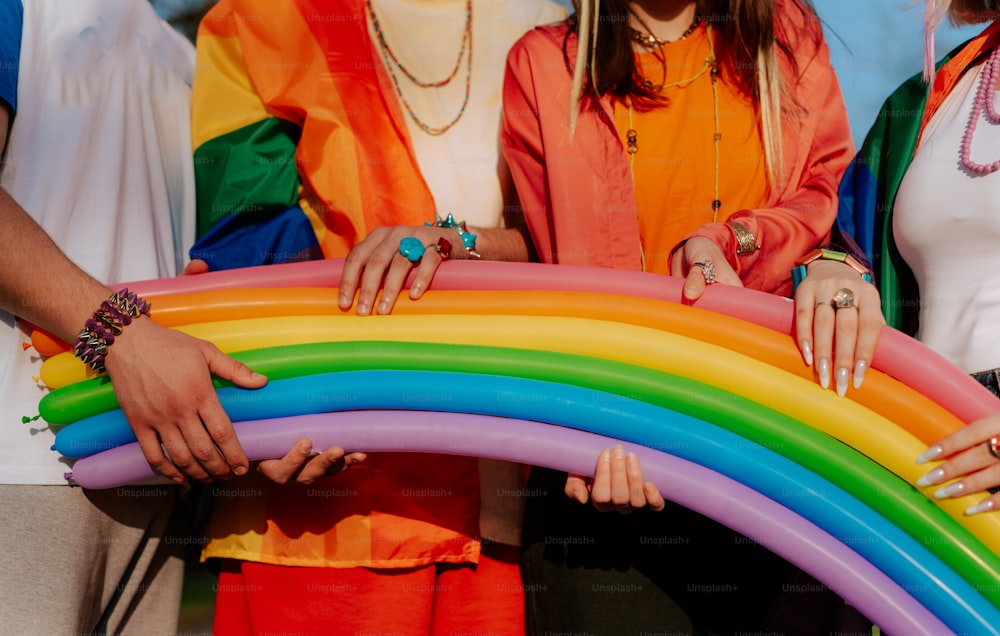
629,16,700,49
625,24,720,270
366,0,474,136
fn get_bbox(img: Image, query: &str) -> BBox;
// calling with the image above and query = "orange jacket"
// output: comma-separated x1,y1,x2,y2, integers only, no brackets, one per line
501,2,854,295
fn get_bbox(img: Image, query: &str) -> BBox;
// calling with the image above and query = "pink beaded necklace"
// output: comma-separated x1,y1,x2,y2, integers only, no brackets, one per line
961,45,1000,174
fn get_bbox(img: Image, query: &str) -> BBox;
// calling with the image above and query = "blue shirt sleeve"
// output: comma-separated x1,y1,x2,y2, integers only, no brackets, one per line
0,0,22,115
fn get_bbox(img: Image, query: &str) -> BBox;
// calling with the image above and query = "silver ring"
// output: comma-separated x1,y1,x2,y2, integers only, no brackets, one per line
832,288,856,310
693,260,717,284
987,437,1000,460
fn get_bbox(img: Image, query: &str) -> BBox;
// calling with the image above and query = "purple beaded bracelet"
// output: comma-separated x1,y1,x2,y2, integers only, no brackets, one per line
73,288,150,373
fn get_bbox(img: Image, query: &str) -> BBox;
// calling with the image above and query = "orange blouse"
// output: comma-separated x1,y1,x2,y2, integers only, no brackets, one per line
613,23,767,274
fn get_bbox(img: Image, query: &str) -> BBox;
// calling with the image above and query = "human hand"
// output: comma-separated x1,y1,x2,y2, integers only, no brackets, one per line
669,237,742,301
103,317,268,484
339,225,462,316
180,259,209,276
564,445,665,513
257,438,368,485
793,260,883,396
916,412,1000,516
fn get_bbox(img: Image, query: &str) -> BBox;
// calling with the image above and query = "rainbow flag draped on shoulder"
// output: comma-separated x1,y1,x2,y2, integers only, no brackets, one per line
190,0,434,270
837,21,1000,335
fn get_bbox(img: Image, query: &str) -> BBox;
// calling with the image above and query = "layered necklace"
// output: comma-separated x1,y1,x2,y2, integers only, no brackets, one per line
624,22,722,223
366,0,473,136
961,45,1000,174
629,16,701,49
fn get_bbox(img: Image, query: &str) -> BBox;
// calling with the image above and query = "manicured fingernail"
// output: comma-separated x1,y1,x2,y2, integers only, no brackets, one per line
377,300,390,314
357,301,370,315
410,283,423,296
233,466,248,476
917,467,946,487
338,293,350,307
916,445,944,465
836,367,849,397
800,340,813,366
934,482,966,499
853,360,868,390
818,358,830,389
966,499,996,516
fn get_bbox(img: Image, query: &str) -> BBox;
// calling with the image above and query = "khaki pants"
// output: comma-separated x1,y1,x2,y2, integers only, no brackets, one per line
0,484,186,636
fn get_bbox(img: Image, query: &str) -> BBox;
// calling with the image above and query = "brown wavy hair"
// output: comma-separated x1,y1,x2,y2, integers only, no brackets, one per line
565,0,821,187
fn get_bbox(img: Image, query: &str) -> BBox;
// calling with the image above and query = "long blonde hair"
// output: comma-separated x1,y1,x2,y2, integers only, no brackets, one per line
567,0,820,191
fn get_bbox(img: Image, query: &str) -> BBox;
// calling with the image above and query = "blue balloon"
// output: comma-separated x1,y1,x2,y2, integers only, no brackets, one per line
55,369,1000,633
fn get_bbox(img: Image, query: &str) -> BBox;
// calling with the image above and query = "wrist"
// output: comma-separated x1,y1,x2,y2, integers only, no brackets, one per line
73,289,151,374
792,248,872,291
426,214,481,260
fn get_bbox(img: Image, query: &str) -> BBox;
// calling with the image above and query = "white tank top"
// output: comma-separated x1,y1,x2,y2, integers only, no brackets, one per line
894,61,1000,374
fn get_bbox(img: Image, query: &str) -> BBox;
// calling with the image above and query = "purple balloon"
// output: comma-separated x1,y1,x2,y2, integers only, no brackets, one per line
68,410,946,635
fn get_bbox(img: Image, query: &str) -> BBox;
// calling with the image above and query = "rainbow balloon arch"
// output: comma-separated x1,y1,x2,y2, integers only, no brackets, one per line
28,259,1000,635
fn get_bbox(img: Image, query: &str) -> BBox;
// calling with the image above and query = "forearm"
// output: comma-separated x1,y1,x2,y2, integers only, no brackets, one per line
0,188,111,342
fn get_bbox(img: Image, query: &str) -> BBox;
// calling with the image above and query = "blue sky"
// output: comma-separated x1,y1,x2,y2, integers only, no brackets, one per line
818,0,984,145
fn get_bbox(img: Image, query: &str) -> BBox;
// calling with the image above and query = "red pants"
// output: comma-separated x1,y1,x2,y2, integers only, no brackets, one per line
213,543,524,635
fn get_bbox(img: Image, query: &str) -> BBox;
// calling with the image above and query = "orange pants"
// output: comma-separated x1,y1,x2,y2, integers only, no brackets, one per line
213,543,524,635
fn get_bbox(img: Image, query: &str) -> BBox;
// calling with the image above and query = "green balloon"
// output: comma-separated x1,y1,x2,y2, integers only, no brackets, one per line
43,340,1000,604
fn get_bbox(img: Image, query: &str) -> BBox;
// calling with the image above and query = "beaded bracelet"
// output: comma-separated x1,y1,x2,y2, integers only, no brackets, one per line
425,213,481,260
73,288,150,373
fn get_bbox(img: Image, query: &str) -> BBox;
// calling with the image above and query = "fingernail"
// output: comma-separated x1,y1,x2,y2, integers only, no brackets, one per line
410,283,423,297
966,499,996,516
613,445,625,459
627,452,638,463
800,340,813,366
233,466,248,476
853,360,868,390
933,481,966,499
836,367,849,397
338,293,350,308
916,445,944,465
377,300,390,314
298,440,312,454
916,467,946,487
251,372,265,381
601,450,612,463
357,301,370,315
818,358,830,389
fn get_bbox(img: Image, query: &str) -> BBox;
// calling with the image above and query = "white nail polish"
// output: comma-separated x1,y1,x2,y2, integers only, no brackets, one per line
966,499,996,516
934,482,966,498
836,367,849,397
916,445,944,465
801,340,813,366
853,360,868,390
818,358,830,390
917,467,946,487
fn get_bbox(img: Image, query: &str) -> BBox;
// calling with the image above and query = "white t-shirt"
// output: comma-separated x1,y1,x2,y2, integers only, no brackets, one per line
0,0,196,484
894,61,1000,374
368,0,566,228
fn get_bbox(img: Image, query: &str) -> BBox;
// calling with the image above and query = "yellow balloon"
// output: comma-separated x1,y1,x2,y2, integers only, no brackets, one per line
40,312,1000,552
